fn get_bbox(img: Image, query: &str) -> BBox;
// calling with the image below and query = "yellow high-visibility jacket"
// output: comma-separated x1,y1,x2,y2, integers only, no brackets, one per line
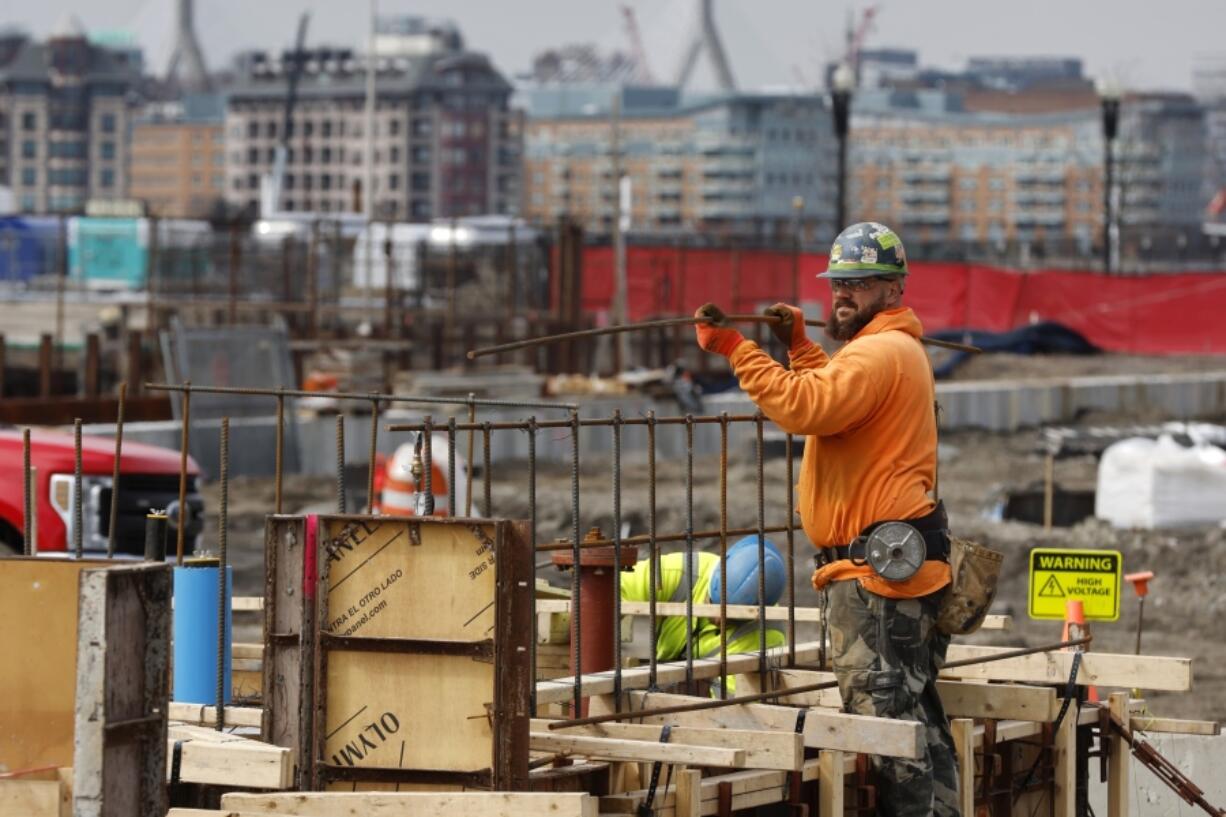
620,552,786,663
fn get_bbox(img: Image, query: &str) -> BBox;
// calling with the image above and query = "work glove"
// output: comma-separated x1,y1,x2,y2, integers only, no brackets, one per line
763,303,808,350
693,303,745,358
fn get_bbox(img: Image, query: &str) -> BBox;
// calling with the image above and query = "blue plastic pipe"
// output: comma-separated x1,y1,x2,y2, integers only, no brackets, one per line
173,563,232,705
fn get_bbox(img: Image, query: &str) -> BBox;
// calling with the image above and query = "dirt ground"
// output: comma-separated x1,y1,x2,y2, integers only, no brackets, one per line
205,352,1226,724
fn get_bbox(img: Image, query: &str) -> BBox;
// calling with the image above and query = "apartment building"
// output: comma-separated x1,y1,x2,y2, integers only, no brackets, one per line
223,20,521,221
130,99,225,218
522,86,836,238
0,22,138,213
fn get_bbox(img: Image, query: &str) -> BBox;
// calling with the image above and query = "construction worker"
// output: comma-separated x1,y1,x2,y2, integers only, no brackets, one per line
693,222,958,817
620,536,787,670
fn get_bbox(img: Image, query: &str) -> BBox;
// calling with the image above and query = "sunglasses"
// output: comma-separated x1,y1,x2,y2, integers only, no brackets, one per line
829,276,887,293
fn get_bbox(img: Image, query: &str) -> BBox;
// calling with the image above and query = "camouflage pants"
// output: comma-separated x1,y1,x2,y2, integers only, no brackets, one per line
827,579,959,817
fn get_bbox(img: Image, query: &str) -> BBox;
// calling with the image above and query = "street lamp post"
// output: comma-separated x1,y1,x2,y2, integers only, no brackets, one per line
830,63,855,233
1099,81,1121,274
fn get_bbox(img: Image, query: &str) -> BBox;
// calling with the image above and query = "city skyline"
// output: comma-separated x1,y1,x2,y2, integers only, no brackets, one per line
11,0,1226,94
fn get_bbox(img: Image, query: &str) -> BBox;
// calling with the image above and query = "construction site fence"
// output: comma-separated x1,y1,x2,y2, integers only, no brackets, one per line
20,381,810,724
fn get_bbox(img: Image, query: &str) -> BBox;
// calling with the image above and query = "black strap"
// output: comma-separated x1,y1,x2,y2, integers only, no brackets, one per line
784,709,807,798
170,739,185,785
816,502,951,567
638,725,673,817
1013,651,1083,804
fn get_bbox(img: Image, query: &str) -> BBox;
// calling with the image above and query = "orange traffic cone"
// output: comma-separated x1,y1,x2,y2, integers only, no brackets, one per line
1062,599,1098,702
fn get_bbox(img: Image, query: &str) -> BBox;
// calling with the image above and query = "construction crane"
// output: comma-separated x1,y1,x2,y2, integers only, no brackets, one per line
260,13,311,216
619,4,655,84
844,4,879,83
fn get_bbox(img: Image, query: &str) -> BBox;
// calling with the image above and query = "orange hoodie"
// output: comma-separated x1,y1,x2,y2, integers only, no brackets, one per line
727,306,950,600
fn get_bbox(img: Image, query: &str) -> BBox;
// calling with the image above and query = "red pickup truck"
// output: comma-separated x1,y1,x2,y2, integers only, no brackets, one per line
0,428,203,556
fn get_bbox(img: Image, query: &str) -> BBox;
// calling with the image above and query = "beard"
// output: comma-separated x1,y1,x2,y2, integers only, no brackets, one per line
825,292,890,341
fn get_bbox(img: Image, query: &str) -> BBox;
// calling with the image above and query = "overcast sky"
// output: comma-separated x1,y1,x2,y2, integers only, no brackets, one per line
12,0,1226,93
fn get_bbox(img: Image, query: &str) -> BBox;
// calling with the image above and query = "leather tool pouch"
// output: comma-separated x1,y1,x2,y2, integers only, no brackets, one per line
936,536,1004,635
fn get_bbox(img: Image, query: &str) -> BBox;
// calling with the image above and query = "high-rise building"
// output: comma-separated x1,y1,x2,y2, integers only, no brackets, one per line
130,97,225,218
223,19,521,221
0,22,140,213
522,87,836,238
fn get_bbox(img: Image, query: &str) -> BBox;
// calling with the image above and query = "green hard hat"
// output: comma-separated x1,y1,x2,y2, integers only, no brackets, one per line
819,222,909,279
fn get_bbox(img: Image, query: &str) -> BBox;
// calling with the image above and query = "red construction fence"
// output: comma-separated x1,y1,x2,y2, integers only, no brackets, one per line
580,246,1226,355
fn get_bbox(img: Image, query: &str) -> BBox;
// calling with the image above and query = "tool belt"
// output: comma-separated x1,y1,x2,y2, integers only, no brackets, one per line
813,501,950,569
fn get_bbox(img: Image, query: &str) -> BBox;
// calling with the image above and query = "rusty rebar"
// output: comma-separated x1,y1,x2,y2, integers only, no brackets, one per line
22,428,32,555
611,409,623,701
447,417,457,514
107,383,126,558
389,414,767,434
367,397,379,514
482,422,492,517
466,313,982,359
718,412,729,699
535,523,800,552
217,416,229,730
335,415,346,514
422,416,434,515
684,414,695,694
274,392,284,514
73,418,83,559
785,432,796,665
755,413,767,682
527,415,539,717
646,411,659,689
465,394,476,517
176,382,191,565
569,409,582,716
145,382,576,412
550,637,1094,729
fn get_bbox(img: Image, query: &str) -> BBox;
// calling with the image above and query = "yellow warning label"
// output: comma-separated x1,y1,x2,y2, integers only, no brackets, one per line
1028,548,1121,621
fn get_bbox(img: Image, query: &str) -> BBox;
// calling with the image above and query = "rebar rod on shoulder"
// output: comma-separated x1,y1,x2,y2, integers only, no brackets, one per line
548,637,1094,729
466,313,982,359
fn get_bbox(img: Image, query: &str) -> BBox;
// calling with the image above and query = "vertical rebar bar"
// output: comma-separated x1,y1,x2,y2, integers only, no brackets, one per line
22,428,32,556
73,418,83,558
647,411,658,689
274,392,285,515
335,414,346,514
569,408,582,716
217,417,229,730
527,415,538,717
176,382,192,565
107,383,126,558
718,412,729,698
755,414,767,681
447,417,457,515
684,414,695,694
367,397,380,513
465,394,476,516
482,422,492,517
785,433,797,666
422,416,434,515
611,409,623,701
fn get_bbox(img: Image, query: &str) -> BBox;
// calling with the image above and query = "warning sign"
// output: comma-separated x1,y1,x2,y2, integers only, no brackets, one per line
1028,548,1122,621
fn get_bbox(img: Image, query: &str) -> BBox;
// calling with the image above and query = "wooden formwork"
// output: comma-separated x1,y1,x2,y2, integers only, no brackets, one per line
262,515,535,792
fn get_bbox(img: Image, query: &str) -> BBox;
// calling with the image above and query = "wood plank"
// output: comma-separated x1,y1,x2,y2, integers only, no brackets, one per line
529,732,743,767
232,596,265,612
0,775,69,817
220,791,598,817
599,757,821,816
750,670,1060,721
1128,716,1220,736
950,718,975,817
592,691,922,759
232,643,263,660
535,600,1010,630
166,729,294,790
1053,698,1077,817
943,646,1192,691
1,559,107,771
675,769,701,817
168,703,264,729
818,751,844,817
1108,692,1129,817
535,641,822,705
262,515,309,789
74,563,170,817
531,719,803,771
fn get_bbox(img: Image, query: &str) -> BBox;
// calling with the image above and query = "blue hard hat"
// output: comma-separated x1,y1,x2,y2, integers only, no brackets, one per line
709,536,786,606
